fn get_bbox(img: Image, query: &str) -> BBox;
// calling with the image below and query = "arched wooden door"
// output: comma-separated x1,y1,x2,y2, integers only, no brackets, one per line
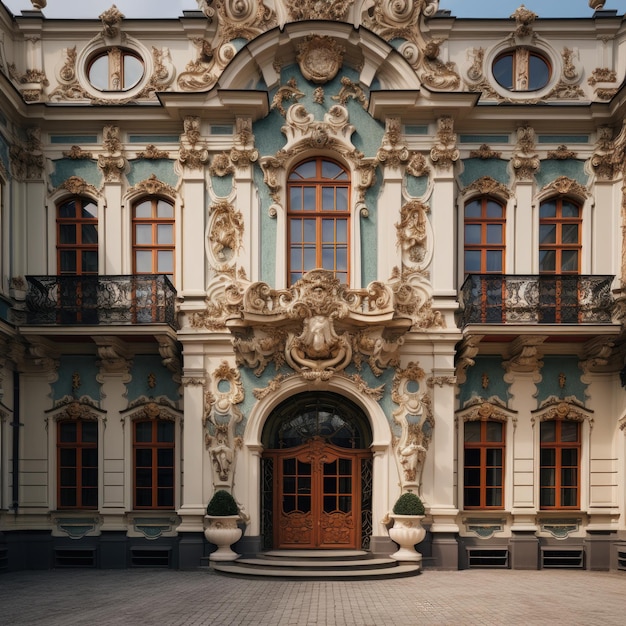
266,437,370,549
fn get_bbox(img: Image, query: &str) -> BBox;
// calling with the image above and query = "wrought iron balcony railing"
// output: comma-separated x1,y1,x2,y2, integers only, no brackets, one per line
459,274,614,326
24,275,177,327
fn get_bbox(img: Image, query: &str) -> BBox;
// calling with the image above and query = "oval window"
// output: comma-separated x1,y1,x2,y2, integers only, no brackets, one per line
88,49,144,92
493,49,550,92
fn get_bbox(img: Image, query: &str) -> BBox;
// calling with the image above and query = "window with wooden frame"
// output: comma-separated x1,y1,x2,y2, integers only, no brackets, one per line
132,198,175,280
464,197,506,274
540,419,580,510
539,198,581,274
57,419,98,509
463,419,505,509
133,419,175,509
88,48,144,92
287,158,350,285
56,197,98,275
493,48,551,92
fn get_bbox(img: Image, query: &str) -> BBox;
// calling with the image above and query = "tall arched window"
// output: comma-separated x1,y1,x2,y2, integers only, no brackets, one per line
539,198,581,274
464,197,506,274
132,197,175,280
287,158,350,285
56,197,98,275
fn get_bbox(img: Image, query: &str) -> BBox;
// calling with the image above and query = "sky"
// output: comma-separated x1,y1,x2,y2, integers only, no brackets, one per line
1,0,623,19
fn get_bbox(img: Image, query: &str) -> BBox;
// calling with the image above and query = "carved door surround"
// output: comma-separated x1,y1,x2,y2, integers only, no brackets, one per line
265,437,370,549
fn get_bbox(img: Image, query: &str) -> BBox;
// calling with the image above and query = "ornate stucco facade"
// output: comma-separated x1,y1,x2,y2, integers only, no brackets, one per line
1,0,626,572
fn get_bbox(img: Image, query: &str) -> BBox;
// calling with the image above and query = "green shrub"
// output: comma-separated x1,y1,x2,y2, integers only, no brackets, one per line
206,490,239,516
392,492,425,516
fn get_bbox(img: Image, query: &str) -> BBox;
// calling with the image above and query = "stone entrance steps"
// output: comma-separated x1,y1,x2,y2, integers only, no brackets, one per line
211,549,422,580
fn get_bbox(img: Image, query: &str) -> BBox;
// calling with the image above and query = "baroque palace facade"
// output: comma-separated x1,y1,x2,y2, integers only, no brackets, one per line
1,0,626,572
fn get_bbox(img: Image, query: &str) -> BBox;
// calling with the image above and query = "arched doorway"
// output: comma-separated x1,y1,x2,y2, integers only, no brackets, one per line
261,392,373,550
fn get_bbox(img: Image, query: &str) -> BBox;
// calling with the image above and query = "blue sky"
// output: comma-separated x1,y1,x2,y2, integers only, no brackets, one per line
2,1,623,19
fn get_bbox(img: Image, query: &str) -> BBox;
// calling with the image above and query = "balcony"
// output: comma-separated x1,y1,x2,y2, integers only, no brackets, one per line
459,274,614,327
23,275,177,327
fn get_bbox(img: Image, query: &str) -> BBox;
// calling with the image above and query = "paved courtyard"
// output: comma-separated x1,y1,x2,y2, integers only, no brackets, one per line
1,567,625,625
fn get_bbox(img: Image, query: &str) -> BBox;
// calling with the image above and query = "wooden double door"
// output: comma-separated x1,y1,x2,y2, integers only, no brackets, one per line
266,437,370,549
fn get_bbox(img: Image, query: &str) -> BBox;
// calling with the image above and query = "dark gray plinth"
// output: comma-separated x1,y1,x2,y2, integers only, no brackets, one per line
369,535,395,557
431,533,459,570
584,533,614,571
178,532,204,569
509,532,539,570
99,532,129,568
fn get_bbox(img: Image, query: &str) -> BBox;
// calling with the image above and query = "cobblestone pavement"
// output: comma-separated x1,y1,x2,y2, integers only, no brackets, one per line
1,568,625,626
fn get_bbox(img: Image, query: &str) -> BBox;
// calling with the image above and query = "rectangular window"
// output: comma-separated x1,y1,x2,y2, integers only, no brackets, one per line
464,420,505,509
133,419,175,509
57,420,98,509
540,419,580,509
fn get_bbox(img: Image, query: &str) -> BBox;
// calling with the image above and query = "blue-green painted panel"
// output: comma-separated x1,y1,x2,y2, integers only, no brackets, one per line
406,175,428,197
212,174,233,198
536,356,586,406
459,158,509,188
50,135,97,144
405,125,429,135
362,180,380,286
127,355,180,404
238,361,397,439
128,159,178,188
0,296,11,322
538,135,589,144
52,356,101,404
210,126,233,135
458,356,510,408
0,135,9,173
128,135,179,143
50,159,100,189
254,162,276,285
536,160,587,188
460,135,509,144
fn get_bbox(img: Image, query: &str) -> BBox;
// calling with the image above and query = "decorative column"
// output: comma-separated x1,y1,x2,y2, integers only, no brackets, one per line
429,116,459,297
511,124,539,273
426,351,459,570
98,125,128,274
177,116,209,298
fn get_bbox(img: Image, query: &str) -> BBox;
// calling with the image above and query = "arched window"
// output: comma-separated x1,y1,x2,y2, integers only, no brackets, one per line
287,158,350,285
540,419,580,509
56,196,98,275
132,197,175,280
464,197,506,274
493,49,551,92
539,198,581,274
463,419,505,509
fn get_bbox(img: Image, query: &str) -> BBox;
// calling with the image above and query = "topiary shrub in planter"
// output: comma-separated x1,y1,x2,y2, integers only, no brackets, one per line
389,491,426,565
206,490,239,516
392,492,426,516
204,490,242,562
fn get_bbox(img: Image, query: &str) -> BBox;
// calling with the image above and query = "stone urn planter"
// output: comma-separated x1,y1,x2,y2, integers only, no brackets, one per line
204,490,242,562
388,492,426,563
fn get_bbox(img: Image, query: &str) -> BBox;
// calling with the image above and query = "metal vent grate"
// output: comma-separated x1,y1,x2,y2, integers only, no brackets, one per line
466,548,509,568
616,549,626,571
541,548,584,569
54,548,96,568
130,547,171,568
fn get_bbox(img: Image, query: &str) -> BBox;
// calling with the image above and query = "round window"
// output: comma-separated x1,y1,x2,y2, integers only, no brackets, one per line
493,49,550,92
88,49,144,92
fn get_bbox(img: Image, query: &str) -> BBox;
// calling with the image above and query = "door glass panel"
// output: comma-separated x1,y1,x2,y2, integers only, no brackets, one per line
135,224,152,244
